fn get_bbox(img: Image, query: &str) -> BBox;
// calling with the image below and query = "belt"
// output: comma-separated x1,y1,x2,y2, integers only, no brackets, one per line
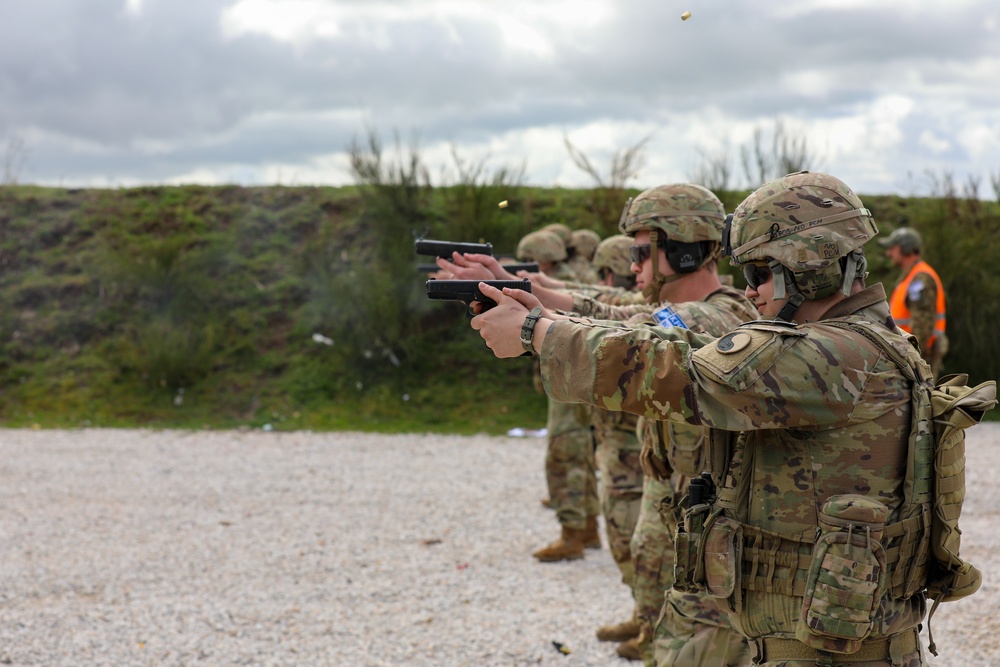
749,629,919,665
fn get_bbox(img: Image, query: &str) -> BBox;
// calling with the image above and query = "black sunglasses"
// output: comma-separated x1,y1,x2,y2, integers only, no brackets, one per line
630,243,658,264
742,263,772,289
630,243,651,264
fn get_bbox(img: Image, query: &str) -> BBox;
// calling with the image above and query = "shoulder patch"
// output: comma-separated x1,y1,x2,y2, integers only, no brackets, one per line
907,280,925,303
694,325,801,391
652,305,689,329
716,331,753,354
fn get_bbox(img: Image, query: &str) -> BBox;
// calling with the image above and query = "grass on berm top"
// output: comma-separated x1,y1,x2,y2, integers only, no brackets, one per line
0,183,997,432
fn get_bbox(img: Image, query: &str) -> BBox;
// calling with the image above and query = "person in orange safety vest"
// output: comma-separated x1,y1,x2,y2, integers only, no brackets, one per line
879,226,947,378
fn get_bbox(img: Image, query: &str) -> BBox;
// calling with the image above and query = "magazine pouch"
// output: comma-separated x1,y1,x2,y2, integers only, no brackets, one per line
703,514,743,613
796,495,888,654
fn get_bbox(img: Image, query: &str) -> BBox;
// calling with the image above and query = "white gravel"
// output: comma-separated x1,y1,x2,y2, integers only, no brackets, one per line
0,425,998,667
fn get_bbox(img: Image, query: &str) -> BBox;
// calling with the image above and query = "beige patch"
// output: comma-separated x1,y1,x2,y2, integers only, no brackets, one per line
695,330,774,378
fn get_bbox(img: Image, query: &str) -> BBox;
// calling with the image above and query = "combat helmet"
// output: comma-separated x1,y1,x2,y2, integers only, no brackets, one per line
618,183,727,300
878,227,922,255
541,223,575,257
571,229,602,262
517,229,567,264
724,171,878,321
592,234,637,290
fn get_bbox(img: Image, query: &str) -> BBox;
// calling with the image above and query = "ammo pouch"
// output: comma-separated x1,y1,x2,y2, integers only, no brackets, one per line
655,488,683,531
702,513,743,613
796,495,888,654
659,420,708,477
673,501,714,594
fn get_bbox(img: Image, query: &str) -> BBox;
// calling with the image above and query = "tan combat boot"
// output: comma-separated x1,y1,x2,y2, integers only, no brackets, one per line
596,616,640,642
615,634,643,661
581,515,602,550
532,526,586,562
615,626,649,662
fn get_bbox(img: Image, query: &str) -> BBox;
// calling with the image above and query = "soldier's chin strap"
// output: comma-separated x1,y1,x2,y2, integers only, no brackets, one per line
643,230,684,301
642,229,665,301
769,251,867,322
840,250,868,296
771,262,805,323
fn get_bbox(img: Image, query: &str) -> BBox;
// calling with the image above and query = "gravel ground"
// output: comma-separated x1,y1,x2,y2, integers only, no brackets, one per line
0,425,998,667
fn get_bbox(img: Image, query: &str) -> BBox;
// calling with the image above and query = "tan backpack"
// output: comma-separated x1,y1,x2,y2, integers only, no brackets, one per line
834,321,997,654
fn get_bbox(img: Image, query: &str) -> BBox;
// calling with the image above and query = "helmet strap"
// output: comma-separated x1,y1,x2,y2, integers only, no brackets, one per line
770,262,805,322
770,261,788,300
840,250,867,296
642,229,667,302
776,292,805,323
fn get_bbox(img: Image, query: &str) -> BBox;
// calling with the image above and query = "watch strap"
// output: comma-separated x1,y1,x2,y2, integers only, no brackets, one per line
520,306,544,354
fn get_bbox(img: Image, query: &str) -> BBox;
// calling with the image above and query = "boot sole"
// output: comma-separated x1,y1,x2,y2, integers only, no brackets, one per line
533,552,585,562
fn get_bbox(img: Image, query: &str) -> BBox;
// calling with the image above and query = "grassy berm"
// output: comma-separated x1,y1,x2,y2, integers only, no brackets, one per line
1,184,997,432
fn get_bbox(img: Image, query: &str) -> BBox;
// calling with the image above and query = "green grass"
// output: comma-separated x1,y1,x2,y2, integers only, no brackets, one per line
0,183,997,431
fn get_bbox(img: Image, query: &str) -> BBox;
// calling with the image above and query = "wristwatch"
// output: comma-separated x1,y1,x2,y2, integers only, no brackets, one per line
520,307,544,355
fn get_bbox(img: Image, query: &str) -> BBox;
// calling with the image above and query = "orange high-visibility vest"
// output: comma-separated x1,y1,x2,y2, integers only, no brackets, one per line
890,260,946,349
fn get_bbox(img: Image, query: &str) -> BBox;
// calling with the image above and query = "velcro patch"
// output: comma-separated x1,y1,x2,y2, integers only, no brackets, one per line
694,322,805,391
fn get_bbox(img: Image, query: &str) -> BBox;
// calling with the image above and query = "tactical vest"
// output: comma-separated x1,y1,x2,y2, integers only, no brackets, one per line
889,260,946,349
675,319,995,657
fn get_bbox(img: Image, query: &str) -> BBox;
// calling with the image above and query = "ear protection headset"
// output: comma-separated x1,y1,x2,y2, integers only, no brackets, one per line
663,239,708,273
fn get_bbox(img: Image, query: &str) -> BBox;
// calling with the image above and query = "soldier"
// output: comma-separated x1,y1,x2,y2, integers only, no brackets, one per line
586,235,646,651
544,222,600,284
515,228,601,562
588,188,754,665
592,234,637,291
472,185,756,664
472,171,973,666
879,227,947,379
515,229,573,279
572,228,603,264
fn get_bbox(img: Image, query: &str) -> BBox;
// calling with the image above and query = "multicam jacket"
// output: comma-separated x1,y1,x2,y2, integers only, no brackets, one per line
587,284,757,466
539,284,927,645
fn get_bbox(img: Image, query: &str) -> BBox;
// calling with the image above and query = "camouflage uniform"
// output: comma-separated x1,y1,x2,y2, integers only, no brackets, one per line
592,406,642,577
585,236,646,634
583,188,756,664
538,254,600,556
622,289,756,667
538,173,934,666
545,399,599,531
547,260,599,532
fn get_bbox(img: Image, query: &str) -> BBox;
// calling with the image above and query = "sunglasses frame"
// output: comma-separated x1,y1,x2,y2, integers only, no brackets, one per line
630,243,653,265
742,262,772,289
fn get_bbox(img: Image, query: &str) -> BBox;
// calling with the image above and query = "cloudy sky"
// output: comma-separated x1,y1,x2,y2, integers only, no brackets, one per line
2,0,999,195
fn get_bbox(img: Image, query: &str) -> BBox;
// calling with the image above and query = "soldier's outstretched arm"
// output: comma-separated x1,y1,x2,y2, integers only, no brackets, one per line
523,271,566,289
536,319,911,432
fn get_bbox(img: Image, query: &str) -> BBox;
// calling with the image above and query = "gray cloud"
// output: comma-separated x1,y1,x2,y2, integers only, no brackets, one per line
1,1,998,192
